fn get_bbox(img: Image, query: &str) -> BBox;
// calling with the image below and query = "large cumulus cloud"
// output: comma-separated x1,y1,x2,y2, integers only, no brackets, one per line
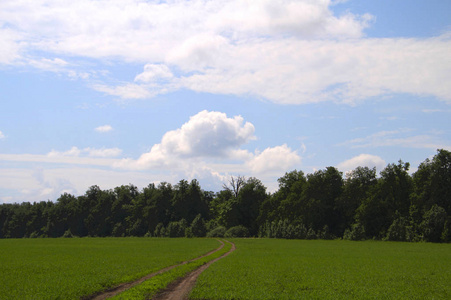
114,111,301,179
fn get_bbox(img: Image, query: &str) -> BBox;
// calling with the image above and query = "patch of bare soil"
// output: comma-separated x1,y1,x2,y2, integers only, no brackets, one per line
83,240,225,300
151,240,235,300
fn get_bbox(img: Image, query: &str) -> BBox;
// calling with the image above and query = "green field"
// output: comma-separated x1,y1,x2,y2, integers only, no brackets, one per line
191,239,451,299
1,238,450,300
0,238,219,299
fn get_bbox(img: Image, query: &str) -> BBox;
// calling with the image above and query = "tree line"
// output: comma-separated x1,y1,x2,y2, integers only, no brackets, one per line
1,149,450,242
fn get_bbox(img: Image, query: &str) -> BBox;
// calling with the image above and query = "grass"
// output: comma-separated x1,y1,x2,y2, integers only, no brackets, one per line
0,237,219,300
112,239,233,299
190,239,451,299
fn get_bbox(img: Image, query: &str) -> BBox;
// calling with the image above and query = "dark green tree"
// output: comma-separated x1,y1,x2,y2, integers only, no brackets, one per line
412,149,451,214
337,166,377,236
356,161,412,238
302,167,343,234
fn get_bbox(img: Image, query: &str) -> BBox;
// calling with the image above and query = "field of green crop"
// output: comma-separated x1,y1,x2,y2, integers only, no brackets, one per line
0,238,219,299
2,238,450,300
191,239,451,299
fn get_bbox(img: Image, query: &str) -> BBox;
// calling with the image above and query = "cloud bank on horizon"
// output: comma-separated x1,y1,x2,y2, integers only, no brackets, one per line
0,0,450,203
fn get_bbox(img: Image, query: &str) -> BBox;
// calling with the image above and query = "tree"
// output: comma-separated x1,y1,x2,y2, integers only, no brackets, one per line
356,161,412,238
336,167,377,236
385,216,409,242
167,219,187,237
264,170,306,223
413,149,451,214
189,214,206,237
420,205,447,242
301,167,343,234
236,177,268,235
223,175,245,198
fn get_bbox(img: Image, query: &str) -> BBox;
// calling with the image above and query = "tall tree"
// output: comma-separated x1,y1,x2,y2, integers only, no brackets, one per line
236,177,268,235
336,166,377,235
302,167,343,233
356,161,412,238
413,149,451,214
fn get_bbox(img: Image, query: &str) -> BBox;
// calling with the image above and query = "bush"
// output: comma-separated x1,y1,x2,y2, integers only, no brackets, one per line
190,214,207,237
385,217,408,241
29,231,40,238
225,225,249,238
62,229,75,238
258,220,310,239
319,225,333,240
420,205,447,242
306,227,317,240
207,226,227,238
167,219,188,237
153,223,166,237
344,223,366,241
185,227,194,238
205,219,220,232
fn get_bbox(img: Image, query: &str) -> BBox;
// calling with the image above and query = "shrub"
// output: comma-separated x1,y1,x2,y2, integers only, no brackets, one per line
185,227,194,238
225,225,250,238
207,226,227,238
153,223,166,237
385,217,408,241
420,205,447,242
167,219,188,237
344,223,366,241
306,227,317,240
319,225,333,240
62,229,75,238
190,214,207,237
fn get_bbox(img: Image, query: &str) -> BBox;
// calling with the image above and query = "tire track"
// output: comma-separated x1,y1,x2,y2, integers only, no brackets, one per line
151,240,235,300
83,240,225,300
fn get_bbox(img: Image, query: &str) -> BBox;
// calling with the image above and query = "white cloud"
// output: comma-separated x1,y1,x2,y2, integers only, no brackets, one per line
47,146,122,158
0,28,22,64
248,144,301,174
116,110,255,170
92,83,153,99
134,64,174,83
95,125,113,133
337,154,386,174
341,129,451,150
0,131,5,139
84,147,122,157
96,34,451,105
28,57,68,72
1,0,449,104
47,146,81,157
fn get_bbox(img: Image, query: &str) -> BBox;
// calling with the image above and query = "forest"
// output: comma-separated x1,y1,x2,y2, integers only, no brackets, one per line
1,149,450,243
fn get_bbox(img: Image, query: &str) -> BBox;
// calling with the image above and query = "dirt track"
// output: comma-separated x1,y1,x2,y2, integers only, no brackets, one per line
84,240,227,300
151,240,235,300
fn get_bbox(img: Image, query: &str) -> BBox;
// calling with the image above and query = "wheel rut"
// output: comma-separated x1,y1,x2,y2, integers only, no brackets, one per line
83,240,227,300
151,240,235,300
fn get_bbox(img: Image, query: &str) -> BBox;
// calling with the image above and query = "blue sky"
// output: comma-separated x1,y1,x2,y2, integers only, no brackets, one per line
1,0,450,203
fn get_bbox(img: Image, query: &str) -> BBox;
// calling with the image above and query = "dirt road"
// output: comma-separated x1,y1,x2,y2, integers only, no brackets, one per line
152,240,235,300
84,240,227,300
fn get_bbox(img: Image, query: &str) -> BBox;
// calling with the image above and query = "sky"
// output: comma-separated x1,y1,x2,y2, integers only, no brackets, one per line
0,0,450,203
